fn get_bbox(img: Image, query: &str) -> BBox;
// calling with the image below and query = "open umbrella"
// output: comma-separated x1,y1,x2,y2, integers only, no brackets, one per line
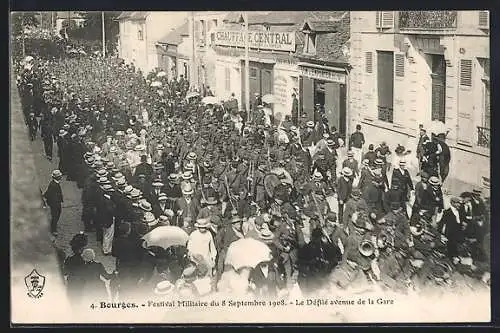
156,71,167,78
262,94,276,104
425,120,448,135
186,91,200,99
141,226,189,249
151,81,162,88
225,238,272,271
201,96,219,105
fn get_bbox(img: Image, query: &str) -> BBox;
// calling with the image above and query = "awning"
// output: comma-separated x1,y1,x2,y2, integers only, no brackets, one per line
297,62,345,73
239,57,276,64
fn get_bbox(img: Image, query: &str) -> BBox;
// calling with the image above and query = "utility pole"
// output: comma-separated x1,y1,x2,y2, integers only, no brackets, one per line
191,12,196,88
244,12,250,119
102,11,106,57
21,12,25,58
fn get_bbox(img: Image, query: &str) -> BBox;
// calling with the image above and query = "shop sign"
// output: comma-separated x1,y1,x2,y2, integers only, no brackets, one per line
274,76,288,106
299,65,346,84
214,30,295,52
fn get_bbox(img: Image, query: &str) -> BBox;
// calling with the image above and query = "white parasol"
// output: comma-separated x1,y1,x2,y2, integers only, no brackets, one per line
186,91,201,99
156,71,167,78
151,81,163,88
224,238,272,271
262,94,276,104
141,226,189,249
201,96,219,105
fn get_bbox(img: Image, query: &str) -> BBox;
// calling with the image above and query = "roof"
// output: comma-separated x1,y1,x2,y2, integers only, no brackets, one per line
157,21,189,45
298,13,350,64
56,11,85,20
116,11,149,21
302,20,340,32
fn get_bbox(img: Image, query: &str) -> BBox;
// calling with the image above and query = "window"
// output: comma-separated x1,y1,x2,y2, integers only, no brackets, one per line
225,67,231,92
459,59,472,87
431,55,446,123
365,52,373,73
137,26,144,40
479,58,490,129
183,63,188,79
395,53,405,77
304,33,316,55
478,11,489,29
213,19,218,27
250,67,258,79
377,51,394,123
376,11,394,29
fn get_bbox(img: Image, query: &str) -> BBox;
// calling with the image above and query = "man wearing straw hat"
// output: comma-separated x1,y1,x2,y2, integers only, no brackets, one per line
187,218,217,276
43,169,64,236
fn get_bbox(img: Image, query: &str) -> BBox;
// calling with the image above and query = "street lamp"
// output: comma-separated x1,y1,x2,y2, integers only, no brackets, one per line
238,13,250,121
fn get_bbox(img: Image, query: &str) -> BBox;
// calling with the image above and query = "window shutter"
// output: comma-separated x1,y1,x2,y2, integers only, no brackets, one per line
460,59,472,87
365,52,373,73
381,11,394,28
395,53,405,77
225,67,231,92
478,11,489,28
376,11,381,28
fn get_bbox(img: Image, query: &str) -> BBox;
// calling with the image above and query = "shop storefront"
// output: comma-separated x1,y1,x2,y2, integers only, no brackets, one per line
299,62,347,135
213,28,298,120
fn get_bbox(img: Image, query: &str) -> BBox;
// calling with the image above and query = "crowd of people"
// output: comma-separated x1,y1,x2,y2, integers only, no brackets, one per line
16,46,490,308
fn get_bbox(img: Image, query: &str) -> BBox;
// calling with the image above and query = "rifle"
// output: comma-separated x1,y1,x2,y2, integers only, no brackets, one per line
224,175,237,211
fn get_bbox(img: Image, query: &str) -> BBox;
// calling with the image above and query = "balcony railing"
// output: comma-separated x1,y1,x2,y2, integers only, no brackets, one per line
378,106,394,123
477,126,490,148
399,11,457,30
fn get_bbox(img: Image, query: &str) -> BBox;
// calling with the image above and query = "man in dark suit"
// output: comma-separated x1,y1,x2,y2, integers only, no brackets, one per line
134,155,153,183
437,197,464,260
43,170,64,235
391,160,414,210
249,260,285,298
337,167,354,224
291,92,299,126
40,113,54,160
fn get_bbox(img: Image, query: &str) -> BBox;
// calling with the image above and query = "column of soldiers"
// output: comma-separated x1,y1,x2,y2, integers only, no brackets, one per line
18,53,491,299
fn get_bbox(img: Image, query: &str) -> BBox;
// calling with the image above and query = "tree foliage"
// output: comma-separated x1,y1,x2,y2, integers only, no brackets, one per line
11,12,39,37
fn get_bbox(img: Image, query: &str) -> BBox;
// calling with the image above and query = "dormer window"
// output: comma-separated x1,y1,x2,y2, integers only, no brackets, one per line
301,21,317,55
304,33,316,55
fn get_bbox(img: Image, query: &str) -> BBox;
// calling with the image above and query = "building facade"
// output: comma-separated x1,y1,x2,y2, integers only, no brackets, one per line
349,10,490,194
156,20,191,81
190,12,228,92
208,11,349,124
117,11,188,75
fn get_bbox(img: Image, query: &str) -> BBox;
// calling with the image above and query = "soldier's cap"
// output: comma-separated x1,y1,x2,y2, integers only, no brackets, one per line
351,188,362,198
326,212,338,223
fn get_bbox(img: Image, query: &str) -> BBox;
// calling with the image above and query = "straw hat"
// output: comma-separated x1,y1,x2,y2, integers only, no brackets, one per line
194,218,211,228
142,212,157,226
51,169,63,180
312,171,323,181
341,167,353,177
428,176,441,186
139,200,153,212
154,280,175,295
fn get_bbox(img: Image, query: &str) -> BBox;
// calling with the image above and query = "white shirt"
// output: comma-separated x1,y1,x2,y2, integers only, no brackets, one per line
187,230,217,268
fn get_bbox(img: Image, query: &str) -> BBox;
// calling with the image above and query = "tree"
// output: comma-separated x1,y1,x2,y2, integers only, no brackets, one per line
66,11,120,54
11,12,39,37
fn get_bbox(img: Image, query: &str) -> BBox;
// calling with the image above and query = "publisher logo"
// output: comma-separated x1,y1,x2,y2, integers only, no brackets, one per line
25,269,45,298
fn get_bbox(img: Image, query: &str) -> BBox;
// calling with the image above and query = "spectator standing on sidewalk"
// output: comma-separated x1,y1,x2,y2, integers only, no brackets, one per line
349,124,365,168
43,169,64,236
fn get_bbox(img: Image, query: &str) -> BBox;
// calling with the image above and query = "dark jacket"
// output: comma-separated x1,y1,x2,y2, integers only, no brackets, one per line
437,208,463,258
337,176,353,203
43,180,63,207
